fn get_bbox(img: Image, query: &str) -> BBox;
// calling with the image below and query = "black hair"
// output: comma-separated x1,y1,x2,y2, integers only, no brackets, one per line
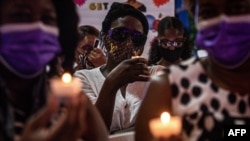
148,16,192,65
157,16,185,36
74,25,100,71
51,0,79,75
78,25,100,40
101,2,148,35
184,0,196,16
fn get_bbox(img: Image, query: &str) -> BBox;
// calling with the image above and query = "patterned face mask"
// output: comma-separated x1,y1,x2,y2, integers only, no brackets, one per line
103,34,144,64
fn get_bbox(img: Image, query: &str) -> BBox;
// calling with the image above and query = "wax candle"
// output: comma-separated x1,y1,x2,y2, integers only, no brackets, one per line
149,112,182,139
132,55,140,59
132,50,142,59
50,73,82,97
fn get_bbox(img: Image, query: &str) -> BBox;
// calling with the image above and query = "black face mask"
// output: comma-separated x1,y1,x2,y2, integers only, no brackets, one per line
159,47,184,63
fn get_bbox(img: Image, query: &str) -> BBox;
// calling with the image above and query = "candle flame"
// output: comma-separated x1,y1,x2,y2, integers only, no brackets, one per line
161,112,170,123
133,50,140,56
62,73,72,83
132,51,140,58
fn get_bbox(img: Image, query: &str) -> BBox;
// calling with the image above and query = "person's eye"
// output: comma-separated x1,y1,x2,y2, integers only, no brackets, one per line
41,11,57,26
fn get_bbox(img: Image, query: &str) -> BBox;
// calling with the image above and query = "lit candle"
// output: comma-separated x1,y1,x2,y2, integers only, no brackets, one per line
149,112,182,139
131,55,141,59
131,51,142,59
50,73,82,97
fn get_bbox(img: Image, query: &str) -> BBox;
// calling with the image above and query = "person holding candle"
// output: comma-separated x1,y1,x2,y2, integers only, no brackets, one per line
74,2,164,134
0,0,109,140
135,0,250,141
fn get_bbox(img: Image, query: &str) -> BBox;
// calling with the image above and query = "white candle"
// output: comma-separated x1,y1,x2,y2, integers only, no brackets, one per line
149,112,182,139
50,73,82,97
132,55,140,59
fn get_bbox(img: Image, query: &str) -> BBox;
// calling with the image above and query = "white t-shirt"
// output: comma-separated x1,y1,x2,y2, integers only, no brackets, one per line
74,65,164,132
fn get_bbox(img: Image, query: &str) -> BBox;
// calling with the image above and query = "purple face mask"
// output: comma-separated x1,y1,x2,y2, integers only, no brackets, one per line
196,15,250,69
0,22,61,78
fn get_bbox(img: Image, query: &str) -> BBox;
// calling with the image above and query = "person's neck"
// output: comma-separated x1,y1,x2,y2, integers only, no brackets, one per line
203,58,250,94
158,58,181,67
6,79,35,113
100,60,118,78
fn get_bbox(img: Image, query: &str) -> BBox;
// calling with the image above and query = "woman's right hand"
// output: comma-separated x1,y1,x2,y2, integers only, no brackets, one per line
106,57,150,89
88,48,107,67
20,95,87,141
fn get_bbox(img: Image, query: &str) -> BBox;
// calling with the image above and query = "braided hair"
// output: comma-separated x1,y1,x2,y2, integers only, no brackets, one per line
148,16,192,65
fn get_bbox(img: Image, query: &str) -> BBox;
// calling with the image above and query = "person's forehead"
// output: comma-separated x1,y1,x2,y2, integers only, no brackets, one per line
158,29,184,39
111,16,144,33
163,28,183,36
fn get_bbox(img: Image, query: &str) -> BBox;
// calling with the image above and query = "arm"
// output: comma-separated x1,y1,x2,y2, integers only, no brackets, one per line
74,70,98,104
95,77,118,131
135,70,173,141
74,69,114,131
83,94,109,141
20,94,109,141
96,58,150,131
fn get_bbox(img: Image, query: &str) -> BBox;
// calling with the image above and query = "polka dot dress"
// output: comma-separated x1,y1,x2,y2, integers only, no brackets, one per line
166,57,250,141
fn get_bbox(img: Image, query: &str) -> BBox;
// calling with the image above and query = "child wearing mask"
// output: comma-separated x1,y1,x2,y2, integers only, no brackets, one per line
148,16,192,67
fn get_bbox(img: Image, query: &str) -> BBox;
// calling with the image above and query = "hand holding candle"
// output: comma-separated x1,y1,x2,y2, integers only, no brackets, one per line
149,112,182,139
50,73,82,97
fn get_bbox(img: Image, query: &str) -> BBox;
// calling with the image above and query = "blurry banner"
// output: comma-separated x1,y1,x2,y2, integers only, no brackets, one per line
75,0,175,57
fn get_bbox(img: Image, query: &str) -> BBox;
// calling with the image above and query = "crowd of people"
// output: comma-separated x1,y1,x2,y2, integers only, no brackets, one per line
0,0,249,141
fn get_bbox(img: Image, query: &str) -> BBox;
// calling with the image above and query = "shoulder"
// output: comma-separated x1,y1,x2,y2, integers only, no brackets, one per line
167,57,201,73
74,67,101,77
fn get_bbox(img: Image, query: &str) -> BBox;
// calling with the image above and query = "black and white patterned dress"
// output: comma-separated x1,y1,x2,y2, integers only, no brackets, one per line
166,57,250,141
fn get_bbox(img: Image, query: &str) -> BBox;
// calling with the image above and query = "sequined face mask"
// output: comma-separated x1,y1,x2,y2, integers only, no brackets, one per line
103,28,145,64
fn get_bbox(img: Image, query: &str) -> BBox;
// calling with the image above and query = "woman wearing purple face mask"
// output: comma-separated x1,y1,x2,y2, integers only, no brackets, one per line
0,0,109,141
74,2,164,134
135,0,250,141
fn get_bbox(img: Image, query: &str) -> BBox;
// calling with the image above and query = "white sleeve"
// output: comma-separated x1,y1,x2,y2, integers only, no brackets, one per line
74,70,98,104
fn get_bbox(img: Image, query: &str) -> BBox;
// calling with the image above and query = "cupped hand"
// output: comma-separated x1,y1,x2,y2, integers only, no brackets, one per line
20,94,88,141
88,48,107,67
106,57,150,89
